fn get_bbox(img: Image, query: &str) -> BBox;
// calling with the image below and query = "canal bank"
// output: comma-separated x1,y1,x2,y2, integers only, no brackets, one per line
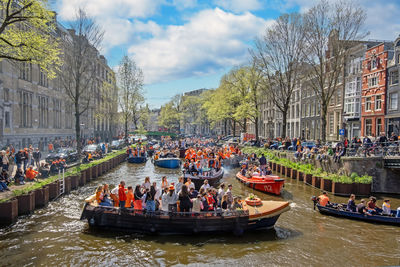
0,150,127,227
0,161,399,266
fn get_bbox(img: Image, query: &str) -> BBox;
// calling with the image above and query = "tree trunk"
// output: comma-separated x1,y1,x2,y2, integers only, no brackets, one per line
243,118,247,133
75,103,81,157
282,110,287,139
321,104,328,143
255,117,259,142
124,117,128,141
233,120,236,137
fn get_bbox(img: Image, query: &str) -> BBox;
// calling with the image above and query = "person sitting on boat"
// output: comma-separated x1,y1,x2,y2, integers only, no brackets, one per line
189,159,198,175
192,195,203,214
179,185,192,213
367,197,379,214
200,179,210,191
110,185,119,207
318,192,330,207
240,164,247,176
118,181,127,208
125,186,134,208
382,199,391,216
226,184,233,207
265,166,272,175
176,176,184,194
95,185,103,204
189,187,198,198
161,176,169,191
99,184,112,206
356,199,367,214
183,159,190,173
134,185,143,211
206,189,216,211
185,178,195,190
221,194,229,210
142,177,151,190
165,185,178,213
231,197,242,210
347,194,357,212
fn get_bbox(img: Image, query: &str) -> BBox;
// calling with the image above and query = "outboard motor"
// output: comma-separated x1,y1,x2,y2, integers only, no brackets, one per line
311,196,318,210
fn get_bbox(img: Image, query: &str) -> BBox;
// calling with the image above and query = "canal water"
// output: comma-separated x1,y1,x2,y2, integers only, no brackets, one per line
0,161,399,266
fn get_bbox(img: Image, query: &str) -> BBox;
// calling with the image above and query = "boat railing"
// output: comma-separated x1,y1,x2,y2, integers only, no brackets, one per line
92,205,249,218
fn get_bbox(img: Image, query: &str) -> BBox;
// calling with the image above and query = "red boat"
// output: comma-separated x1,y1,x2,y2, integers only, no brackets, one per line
236,172,285,195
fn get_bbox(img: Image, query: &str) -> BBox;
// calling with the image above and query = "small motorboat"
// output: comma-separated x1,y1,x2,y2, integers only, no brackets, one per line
80,196,290,235
313,201,400,226
236,172,285,195
127,156,147,164
183,168,224,190
153,157,181,169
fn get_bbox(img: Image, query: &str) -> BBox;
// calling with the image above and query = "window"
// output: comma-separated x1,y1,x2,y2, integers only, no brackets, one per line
337,89,341,105
368,76,378,87
19,91,32,127
365,119,372,136
329,113,334,134
65,102,73,129
389,93,398,110
365,97,372,111
19,62,32,81
53,99,61,129
389,70,399,85
371,58,377,69
39,67,48,87
3,88,9,102
296,104,299,118
4,111,10,128
376,118,382,135
375,95,382,110
38,96,49,128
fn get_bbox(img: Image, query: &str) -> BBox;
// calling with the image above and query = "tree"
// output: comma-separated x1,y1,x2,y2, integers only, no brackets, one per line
303,0,367,142
117,55,144,139
159,99,181,132
252,12,306,138
59,8,104,155
0,0,61,77
97,76,117,141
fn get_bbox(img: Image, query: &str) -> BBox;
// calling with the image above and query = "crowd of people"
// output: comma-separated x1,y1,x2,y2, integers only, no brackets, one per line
240,154,272,177
94,176,243,214
318,192,400,217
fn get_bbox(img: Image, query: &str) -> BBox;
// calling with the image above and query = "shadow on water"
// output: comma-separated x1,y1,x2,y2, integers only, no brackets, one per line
81,225,303,246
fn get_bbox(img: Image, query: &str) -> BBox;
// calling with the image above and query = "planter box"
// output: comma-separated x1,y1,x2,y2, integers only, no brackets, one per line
272,162,276,172
79,171,87,186
332,182,353,196
286,167,291,177
16,192,35,215
49,181,60,200
354,183,371,196
320,178,332,192
276,164,281,173
64,176,72,194
34,186,49,208
70,175,79,190
0,198,18,226
92,165,98,179
297,171,304,181
312,176,321,188
86,168,91,182
281,166,286,175
305,174,312,185
291,169,297,179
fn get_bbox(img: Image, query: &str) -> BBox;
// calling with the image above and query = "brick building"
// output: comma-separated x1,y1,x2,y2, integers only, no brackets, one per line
361,42,394,138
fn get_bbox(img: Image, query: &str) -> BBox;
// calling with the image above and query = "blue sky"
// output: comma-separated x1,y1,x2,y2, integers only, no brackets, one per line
53,0,400,108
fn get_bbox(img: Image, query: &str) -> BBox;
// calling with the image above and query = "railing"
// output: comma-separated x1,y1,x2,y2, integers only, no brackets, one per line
345,141,400,157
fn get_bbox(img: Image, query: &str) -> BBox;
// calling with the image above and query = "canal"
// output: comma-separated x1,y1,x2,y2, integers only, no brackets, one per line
0,161,399,266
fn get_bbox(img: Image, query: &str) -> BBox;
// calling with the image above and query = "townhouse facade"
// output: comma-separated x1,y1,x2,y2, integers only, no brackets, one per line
300,79,321,140
386,36,400,135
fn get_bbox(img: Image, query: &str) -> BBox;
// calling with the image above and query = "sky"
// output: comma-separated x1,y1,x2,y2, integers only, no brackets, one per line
53,0,400,108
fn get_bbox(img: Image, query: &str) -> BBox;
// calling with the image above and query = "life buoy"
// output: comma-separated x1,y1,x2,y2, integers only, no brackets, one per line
245,197,262,206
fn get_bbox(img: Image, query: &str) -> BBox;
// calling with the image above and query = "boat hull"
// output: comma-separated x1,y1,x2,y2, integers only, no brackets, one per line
80,200,290,235
154,158,181,169
127,156,147,163
316,204,400,226
183,168,224,190
236,172,284,195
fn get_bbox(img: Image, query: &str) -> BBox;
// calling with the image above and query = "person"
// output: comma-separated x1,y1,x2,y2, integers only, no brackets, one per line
259,154,267,176
39,163,50,178
1,150,9,171
110,185,119,207
189,187,198,199
165,185,178,213
178,185,192,212
100,184,112,206
347,194,357,212
161,189,169,212
95,185,103,204
226,184,233,207
200,179,210,191
25,166,38,181
265,166,272,175
0,171,10,192
318,192,330,207
231,197,242,210
217,183,225,207
397,207,400,218
15,150,24,170
146,186,156,212
206,189,216,211
356,199,367,214
382,199,391,215
367,196,378,214
201,192,209,211
125,186,134,208
33,148,41,168
118,181,127,208
14,168,25,185
134,185,143,210
161,176,169,191
192,195,203,214
176,176,184,194
221,194,228,210
142,177,151,190
185,178,195,190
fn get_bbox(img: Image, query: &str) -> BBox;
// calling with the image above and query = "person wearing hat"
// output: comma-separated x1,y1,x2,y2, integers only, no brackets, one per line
382,199,391,215
318,191,330,207
165,184,178,213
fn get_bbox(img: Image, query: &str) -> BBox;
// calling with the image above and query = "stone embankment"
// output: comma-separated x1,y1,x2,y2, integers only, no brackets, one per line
0,152,127,227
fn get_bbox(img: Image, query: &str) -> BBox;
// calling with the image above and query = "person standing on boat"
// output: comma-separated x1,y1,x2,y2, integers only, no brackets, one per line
259,154,267,176
185,178,195,190
382,199,391,215
226,184,233,208
146,186,156,212
134,185,143,211
165,185,178,213
318,192,330,207
178,185,192,212
200,179,210,191
118,181,127,208
142,177,151,190
110,185,119,207
161,176,169,191
125,186,134,208
176,176,184,194
347,194,357,212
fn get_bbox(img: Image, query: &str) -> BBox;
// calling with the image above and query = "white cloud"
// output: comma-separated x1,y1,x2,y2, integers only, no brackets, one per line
172,0,198,10
128,8,271,84
213,0,264,13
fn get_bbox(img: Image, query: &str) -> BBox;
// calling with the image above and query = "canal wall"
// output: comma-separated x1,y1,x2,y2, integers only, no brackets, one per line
0,153,127,227
270,151,400,194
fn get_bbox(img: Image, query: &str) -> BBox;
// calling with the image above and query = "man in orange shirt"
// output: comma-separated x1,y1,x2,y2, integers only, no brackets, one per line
318,192,330,207
25,166,38,181
118,181,127,208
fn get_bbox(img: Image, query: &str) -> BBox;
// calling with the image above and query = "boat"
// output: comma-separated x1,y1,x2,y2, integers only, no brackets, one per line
236,172,285,195
127,156,147,163
183,168,224,190
314,202,400,226
153,157,181,169
80,197,290,235
221,155,244,168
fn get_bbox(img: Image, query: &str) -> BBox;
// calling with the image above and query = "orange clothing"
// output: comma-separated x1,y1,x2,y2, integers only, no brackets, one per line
25,168,38,180
110,193,119,207
125,191,134,208
319,195,330,207
118,185,127,201
48,143,53,151
96,191,102,204
134,199,142,210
